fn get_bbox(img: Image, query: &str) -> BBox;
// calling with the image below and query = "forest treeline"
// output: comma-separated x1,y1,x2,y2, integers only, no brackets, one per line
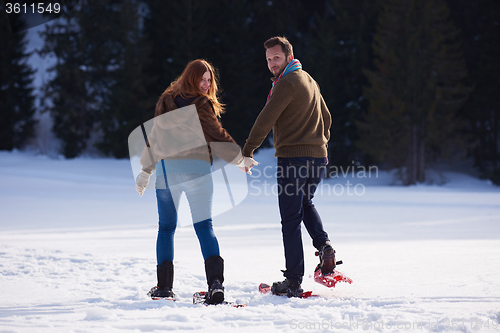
1,0,499,185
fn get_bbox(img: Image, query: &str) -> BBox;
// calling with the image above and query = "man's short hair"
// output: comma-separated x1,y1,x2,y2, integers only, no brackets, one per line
264,36,294,58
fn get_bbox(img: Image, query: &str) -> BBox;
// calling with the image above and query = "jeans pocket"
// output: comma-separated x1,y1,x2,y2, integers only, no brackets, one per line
288,157,310,167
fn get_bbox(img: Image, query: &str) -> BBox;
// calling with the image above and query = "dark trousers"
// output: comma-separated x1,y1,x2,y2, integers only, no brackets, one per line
277,157,329,283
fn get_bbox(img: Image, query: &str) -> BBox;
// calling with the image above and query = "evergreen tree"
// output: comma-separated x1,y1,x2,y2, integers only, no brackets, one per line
446,0,500,184
40,0,151,158
0,14,37,151
303,0,378,169
141,0,214,121
240,0,309,148
145,0,212,87
141,0,176,103
39,1,107,158
205,0,267,146
96,0,154,158
360,0,469,185
142,0,268,146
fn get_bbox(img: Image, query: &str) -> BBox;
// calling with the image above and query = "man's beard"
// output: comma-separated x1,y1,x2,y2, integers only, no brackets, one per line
272,62,288,78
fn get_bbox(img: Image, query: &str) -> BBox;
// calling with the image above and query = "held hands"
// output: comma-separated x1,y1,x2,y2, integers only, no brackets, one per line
237,157,259,175
136,169,153,196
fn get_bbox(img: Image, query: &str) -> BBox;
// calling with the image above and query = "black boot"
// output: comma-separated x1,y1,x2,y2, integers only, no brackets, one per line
316,241,336,275
271,278,303,297
150,261,176,299
204,255,224,304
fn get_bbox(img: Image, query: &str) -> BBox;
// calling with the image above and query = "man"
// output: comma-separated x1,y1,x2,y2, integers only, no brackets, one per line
239,36,334,297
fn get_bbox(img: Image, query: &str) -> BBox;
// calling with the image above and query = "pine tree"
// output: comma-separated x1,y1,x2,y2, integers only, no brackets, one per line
148,0,212,84
141,0,176,102
141,0,213,119
204,0,264,146
0,13,36,151
38,1,104,158
39,0,151,158
303,0,378,169
446,0,500,184
142,0,264,146
240,0,309,148
360,0,469,185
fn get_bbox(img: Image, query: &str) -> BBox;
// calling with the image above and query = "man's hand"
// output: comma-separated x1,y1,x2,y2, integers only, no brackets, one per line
237,157,259,175
136,169,153,196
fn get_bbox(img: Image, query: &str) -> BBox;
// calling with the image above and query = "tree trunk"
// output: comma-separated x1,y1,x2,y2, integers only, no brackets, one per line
417,129,426,183
407,125,426,185
405,126,416,185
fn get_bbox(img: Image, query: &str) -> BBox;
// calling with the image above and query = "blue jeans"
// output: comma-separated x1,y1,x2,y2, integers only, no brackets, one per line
277,157,329,283
155,171,220,265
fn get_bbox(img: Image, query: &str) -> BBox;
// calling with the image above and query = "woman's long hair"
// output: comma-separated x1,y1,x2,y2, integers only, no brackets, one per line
155,59,225,117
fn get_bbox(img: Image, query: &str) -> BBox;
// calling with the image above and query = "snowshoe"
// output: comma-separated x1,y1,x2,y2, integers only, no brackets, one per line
193,291,246,308
148,286,177,301
313,265,353,288
270,279,304,298
259,282,316,299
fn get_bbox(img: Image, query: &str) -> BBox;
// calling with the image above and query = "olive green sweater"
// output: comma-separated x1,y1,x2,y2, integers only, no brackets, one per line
242,69,331,158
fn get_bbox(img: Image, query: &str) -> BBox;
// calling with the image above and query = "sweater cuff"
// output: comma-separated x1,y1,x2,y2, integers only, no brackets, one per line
242,145,255,158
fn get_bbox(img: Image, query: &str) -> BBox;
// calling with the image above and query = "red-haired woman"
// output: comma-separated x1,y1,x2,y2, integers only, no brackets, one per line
136,59,240,304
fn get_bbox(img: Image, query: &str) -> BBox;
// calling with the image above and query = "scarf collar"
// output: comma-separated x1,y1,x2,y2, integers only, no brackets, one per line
266,59,302,103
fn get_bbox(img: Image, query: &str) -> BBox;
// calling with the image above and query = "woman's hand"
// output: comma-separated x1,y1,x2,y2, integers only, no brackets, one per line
136,169,153,196
237,157,259,175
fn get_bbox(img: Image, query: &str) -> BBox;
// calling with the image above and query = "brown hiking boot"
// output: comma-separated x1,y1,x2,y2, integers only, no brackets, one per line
316,241,336,275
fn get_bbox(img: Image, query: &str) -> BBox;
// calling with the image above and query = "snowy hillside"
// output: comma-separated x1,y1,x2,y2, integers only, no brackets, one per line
1,148,500,332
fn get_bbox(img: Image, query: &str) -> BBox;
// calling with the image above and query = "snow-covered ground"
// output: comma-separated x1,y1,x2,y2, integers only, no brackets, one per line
1,148,500,333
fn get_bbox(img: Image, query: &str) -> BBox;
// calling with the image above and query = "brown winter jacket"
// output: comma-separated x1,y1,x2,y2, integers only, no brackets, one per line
141,93,241,172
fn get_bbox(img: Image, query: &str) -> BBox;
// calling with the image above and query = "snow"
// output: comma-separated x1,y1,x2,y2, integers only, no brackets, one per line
1,148,500,333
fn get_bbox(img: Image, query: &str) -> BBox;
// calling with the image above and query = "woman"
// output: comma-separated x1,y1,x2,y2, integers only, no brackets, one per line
135,59,241,304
